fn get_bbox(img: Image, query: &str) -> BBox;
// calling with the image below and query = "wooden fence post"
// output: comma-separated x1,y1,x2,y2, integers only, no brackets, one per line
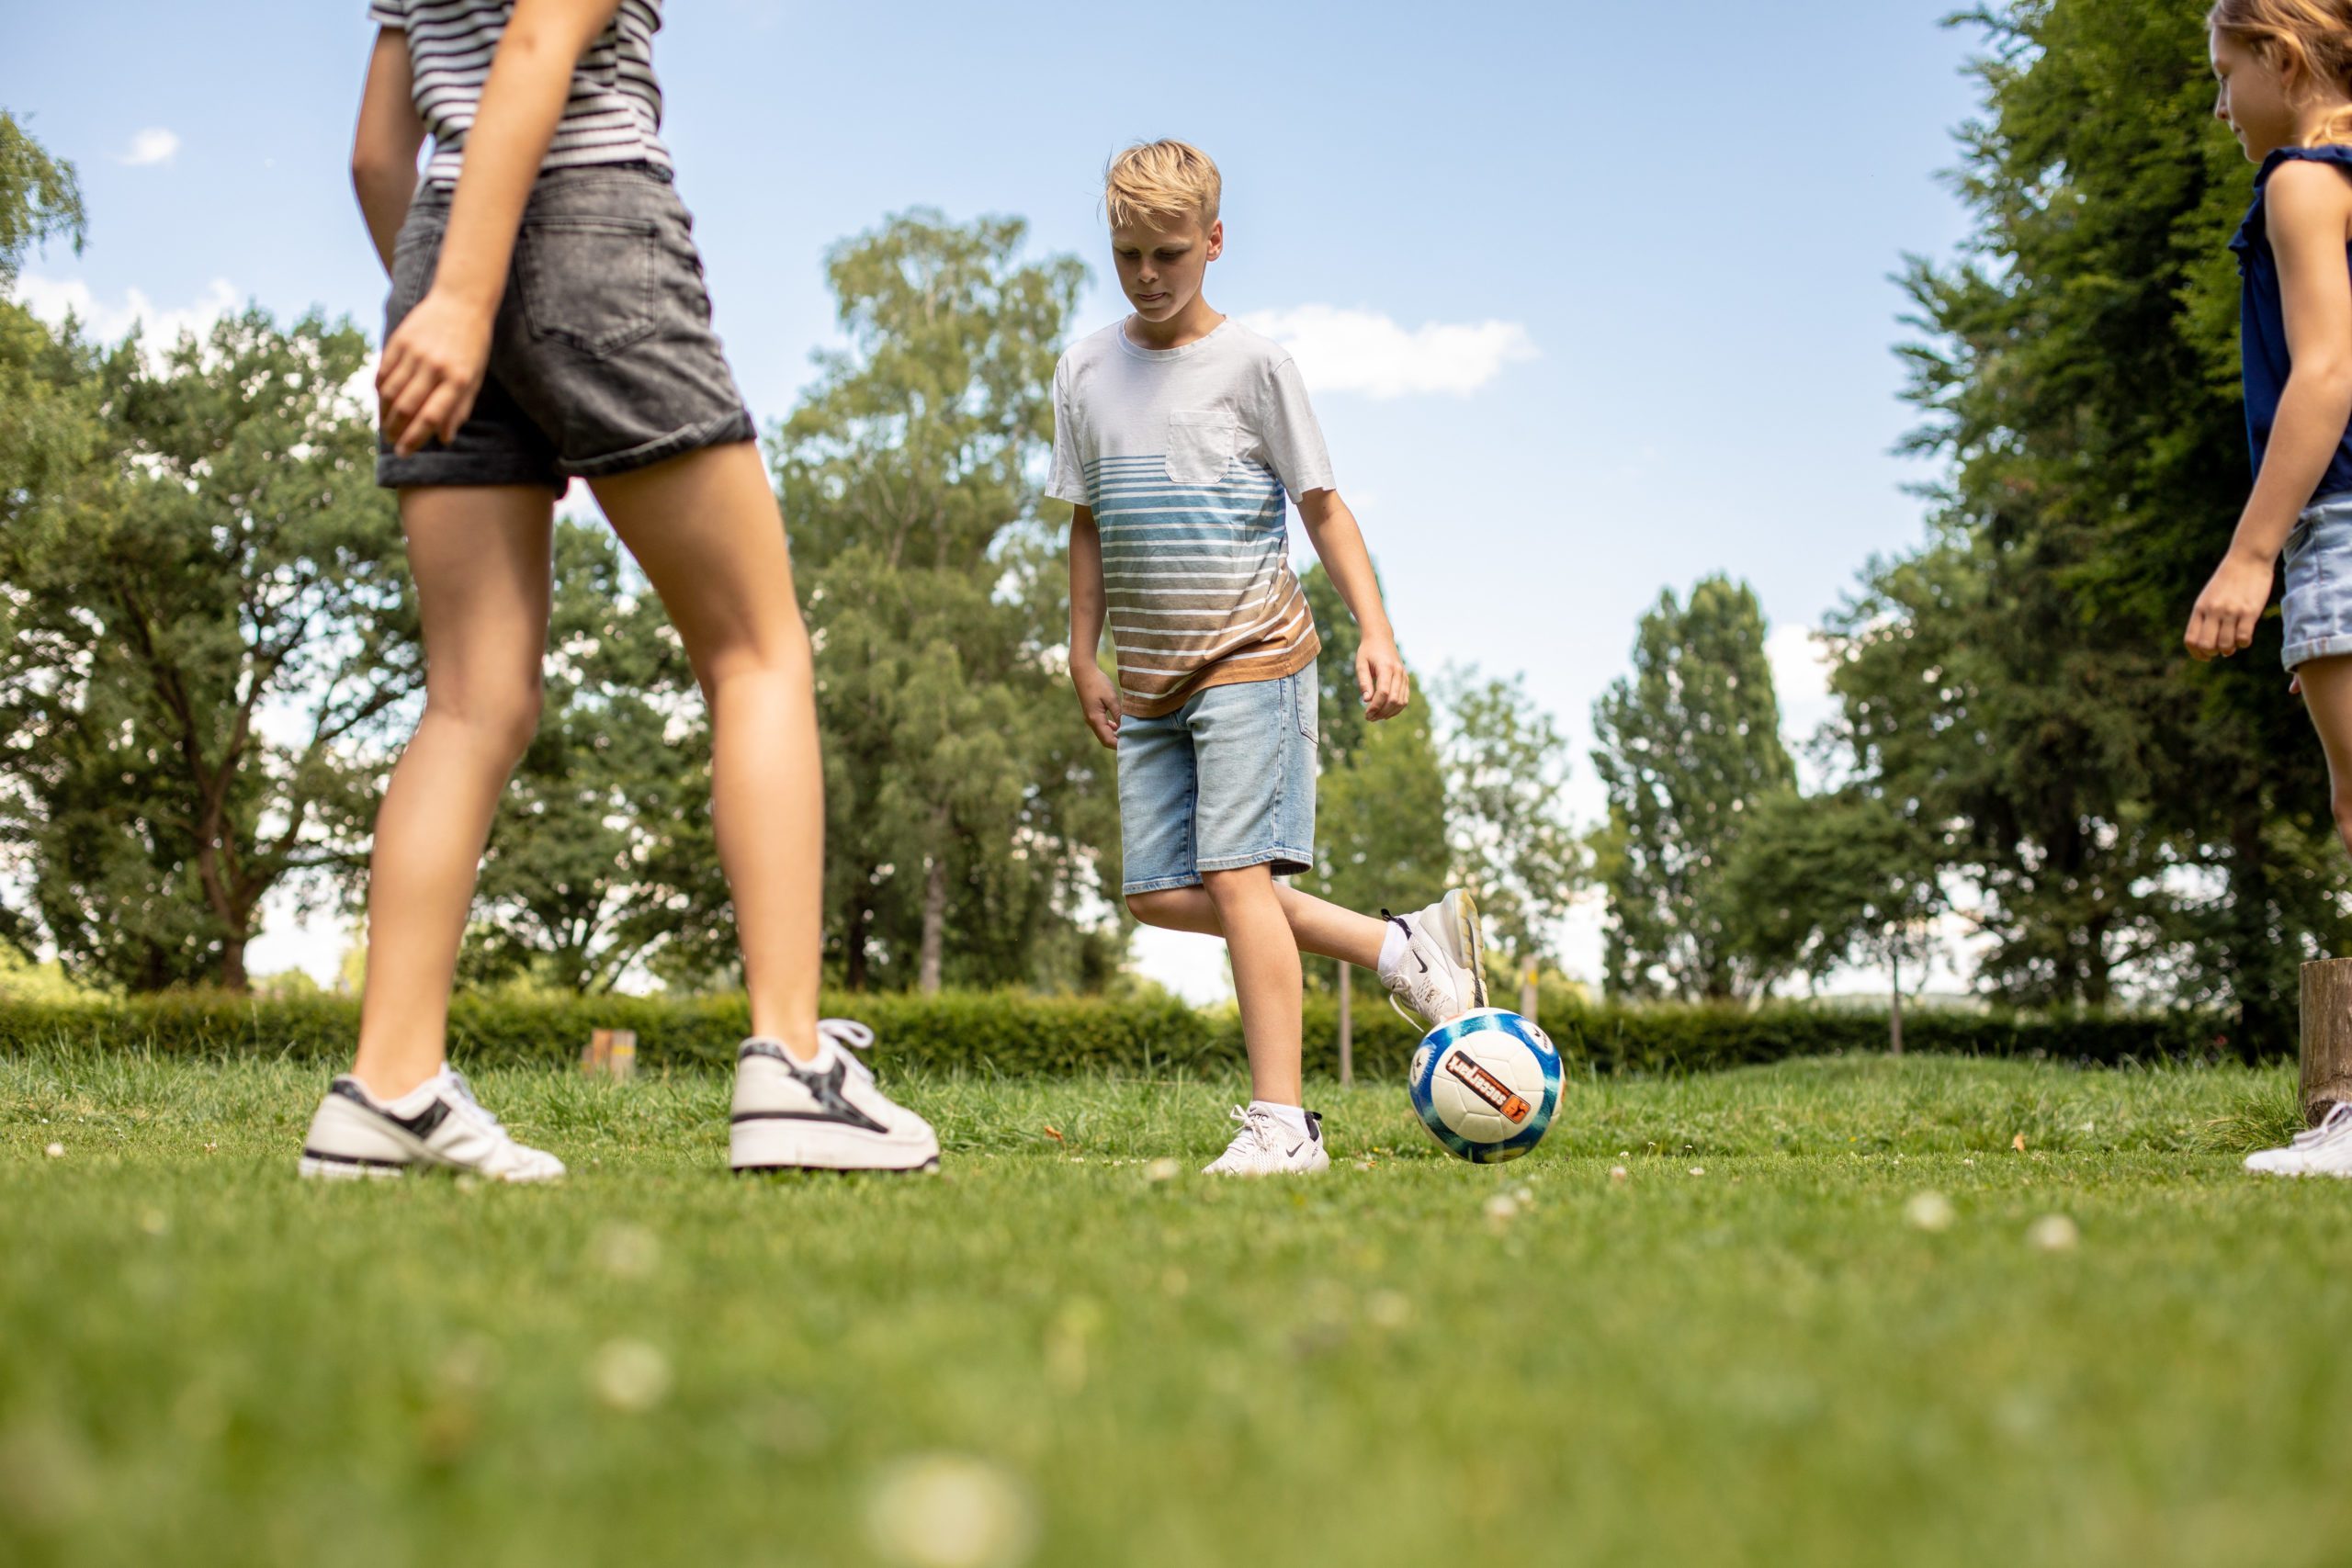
1519,961,1539,1026
2300,959,2352,1124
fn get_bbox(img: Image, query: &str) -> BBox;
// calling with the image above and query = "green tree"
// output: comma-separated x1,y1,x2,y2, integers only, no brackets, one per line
0,110,84,286
1867,0,2352,1034
459,520,726,992
1721,785,1948,1050
775,209,1116,992
1442,669,1583,984
1590,575,1794,1000
0,309,414,990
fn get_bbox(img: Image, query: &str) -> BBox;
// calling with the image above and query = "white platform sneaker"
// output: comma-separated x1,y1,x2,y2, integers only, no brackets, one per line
2245,1101,2352,1178
1201,1104,1330,1177
729,1019,941,1174
1381,888,1488,1028
298,1068,565,1183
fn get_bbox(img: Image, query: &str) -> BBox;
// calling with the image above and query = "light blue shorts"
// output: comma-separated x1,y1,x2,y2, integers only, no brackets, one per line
1116,661,1318,897
2283,492,2352,670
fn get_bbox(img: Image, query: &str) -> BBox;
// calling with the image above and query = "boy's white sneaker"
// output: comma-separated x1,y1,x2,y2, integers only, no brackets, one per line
2246,1101,2352,1177
1380,888,1488,1028
298,1067,565,1183
1201,1104,1330,1177
729,1019,940,1174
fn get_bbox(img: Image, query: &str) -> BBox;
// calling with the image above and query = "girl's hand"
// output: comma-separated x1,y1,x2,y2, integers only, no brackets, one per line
2184,548,2278,660
1357,632,1410,721
1072,661,1121,750
379,288,495,457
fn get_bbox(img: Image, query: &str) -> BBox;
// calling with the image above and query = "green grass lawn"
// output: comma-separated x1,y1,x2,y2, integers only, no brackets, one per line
3,1046,2347,1568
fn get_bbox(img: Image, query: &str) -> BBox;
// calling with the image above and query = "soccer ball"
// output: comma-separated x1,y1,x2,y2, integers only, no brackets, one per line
1407,1008,1562,1164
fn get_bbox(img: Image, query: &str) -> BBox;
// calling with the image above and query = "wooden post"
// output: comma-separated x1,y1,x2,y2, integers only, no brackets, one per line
1889,944,1905,1058
1336,960,1354,1089
582,1028,638,1081
2300,958,2352,1123
1519,960,1539,1025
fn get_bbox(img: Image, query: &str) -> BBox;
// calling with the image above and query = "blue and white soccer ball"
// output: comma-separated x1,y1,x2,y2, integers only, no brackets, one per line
1407,1008,1562,1164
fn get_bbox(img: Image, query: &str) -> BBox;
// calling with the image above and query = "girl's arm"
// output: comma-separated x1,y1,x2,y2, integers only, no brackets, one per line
378,0,625,457
1069,506,1120,749
352,29,425,275
1296,489,1409,721
2189,160,2352,660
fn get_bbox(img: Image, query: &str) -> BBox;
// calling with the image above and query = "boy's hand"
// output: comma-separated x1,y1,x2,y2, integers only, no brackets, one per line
1357,632,1410,721
1073,661,1122,750
2184,547,2276,660
379,288,494,457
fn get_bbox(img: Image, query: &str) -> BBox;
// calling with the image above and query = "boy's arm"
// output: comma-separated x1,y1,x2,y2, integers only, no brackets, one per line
1069,505,1120,749
378,0,625,457
352,29,425,276
1296,489,1409,721
2189,159,2352,660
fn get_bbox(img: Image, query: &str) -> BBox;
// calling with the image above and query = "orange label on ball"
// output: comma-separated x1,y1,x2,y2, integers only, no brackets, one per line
1444,1052,1531,1123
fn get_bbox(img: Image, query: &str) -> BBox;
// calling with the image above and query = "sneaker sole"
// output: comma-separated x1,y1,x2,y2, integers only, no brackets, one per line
729,1120,941,1175
1444,889,1488,1010
298,1152,408,1181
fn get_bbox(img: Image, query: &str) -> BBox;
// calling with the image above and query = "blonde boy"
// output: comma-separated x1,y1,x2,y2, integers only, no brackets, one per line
1049,141,1487,1174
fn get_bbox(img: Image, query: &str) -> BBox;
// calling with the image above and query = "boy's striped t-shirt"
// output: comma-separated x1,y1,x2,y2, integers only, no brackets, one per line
1047,319,1334,718
366,0,670,187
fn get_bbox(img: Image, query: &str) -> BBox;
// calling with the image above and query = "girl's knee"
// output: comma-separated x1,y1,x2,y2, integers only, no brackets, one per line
1126,889,1184,928
424,676,543,761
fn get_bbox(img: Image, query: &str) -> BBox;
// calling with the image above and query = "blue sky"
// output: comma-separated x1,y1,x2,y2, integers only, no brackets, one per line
3,0,1992,998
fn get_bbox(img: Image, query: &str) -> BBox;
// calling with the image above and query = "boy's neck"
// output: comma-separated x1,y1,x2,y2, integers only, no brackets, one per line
1125,298,1225,352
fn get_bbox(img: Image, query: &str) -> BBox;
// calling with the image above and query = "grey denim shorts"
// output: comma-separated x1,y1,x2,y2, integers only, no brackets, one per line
2282,491,2352,670
377,164,755,491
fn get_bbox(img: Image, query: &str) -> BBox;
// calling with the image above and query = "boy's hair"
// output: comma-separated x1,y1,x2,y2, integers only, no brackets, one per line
2212,0,2352,141
1103,140,1221,231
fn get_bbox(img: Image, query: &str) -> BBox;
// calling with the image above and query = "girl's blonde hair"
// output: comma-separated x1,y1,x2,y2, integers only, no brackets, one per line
1103,140,1221,231
2212,0,2352,142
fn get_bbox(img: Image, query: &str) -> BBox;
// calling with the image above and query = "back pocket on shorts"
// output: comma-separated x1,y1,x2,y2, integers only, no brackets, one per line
1163,410,1234,486
515,216,659,357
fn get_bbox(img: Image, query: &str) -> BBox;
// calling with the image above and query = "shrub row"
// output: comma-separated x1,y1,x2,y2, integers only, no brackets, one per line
0,989,2261,1077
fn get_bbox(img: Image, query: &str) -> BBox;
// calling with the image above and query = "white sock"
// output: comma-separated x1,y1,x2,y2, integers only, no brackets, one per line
380,1069,450,1113
1250,1100,1311,1140
1374,918,1410,982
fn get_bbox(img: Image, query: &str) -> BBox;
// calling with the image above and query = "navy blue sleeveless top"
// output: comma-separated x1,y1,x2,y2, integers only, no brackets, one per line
2231,144,2352,502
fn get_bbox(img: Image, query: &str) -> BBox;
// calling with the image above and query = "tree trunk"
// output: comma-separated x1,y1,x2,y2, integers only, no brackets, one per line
918,854,946,996
220,930,249,994
2299,957,2352,1124
1336,960,1353,1089
1888,942,1904,1057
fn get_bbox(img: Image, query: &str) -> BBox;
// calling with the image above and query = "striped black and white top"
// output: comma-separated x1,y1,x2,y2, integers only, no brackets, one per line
368,0,670,186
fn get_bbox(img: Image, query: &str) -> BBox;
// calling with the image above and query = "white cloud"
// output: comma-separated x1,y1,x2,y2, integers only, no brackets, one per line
119,128,180,167
1234,305,1536,399
12,273,240,354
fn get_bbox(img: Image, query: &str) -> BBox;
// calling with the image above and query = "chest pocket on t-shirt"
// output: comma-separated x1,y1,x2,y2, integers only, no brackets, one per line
1164,410,1234,486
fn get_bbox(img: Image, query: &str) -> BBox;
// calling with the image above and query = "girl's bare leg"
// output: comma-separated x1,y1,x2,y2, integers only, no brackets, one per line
2301,655,2352,856
351,485,555,1099
587,443,824,1059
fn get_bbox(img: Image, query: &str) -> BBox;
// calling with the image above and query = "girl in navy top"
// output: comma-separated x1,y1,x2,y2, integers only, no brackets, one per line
2197,0,2352,1176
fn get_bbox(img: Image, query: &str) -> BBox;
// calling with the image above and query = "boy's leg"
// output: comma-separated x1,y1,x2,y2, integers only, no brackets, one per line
586,443,822,1058
350,484,555,1099
1202,863,1307,1107
1127,883,1385,969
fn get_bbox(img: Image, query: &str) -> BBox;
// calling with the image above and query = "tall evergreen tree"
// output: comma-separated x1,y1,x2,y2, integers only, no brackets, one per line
1858,0,2352,1033
1591,575,1794,999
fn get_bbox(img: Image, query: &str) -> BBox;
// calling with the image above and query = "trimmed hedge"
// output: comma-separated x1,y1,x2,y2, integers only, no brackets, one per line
0,989,2264,1077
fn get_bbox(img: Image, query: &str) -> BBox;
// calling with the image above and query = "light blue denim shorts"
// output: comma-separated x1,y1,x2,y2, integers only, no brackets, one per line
2282,491,2352,670
1116,661,1318,897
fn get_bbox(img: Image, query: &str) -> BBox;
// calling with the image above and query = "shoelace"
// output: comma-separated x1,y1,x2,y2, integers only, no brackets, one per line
442,1070,508,1134
2290,1100,2352,1148
819,1019,876,1081
1221,1104,1283,1155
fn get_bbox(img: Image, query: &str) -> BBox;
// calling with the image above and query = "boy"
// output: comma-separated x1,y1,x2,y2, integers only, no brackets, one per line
1050,140,1487,1176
